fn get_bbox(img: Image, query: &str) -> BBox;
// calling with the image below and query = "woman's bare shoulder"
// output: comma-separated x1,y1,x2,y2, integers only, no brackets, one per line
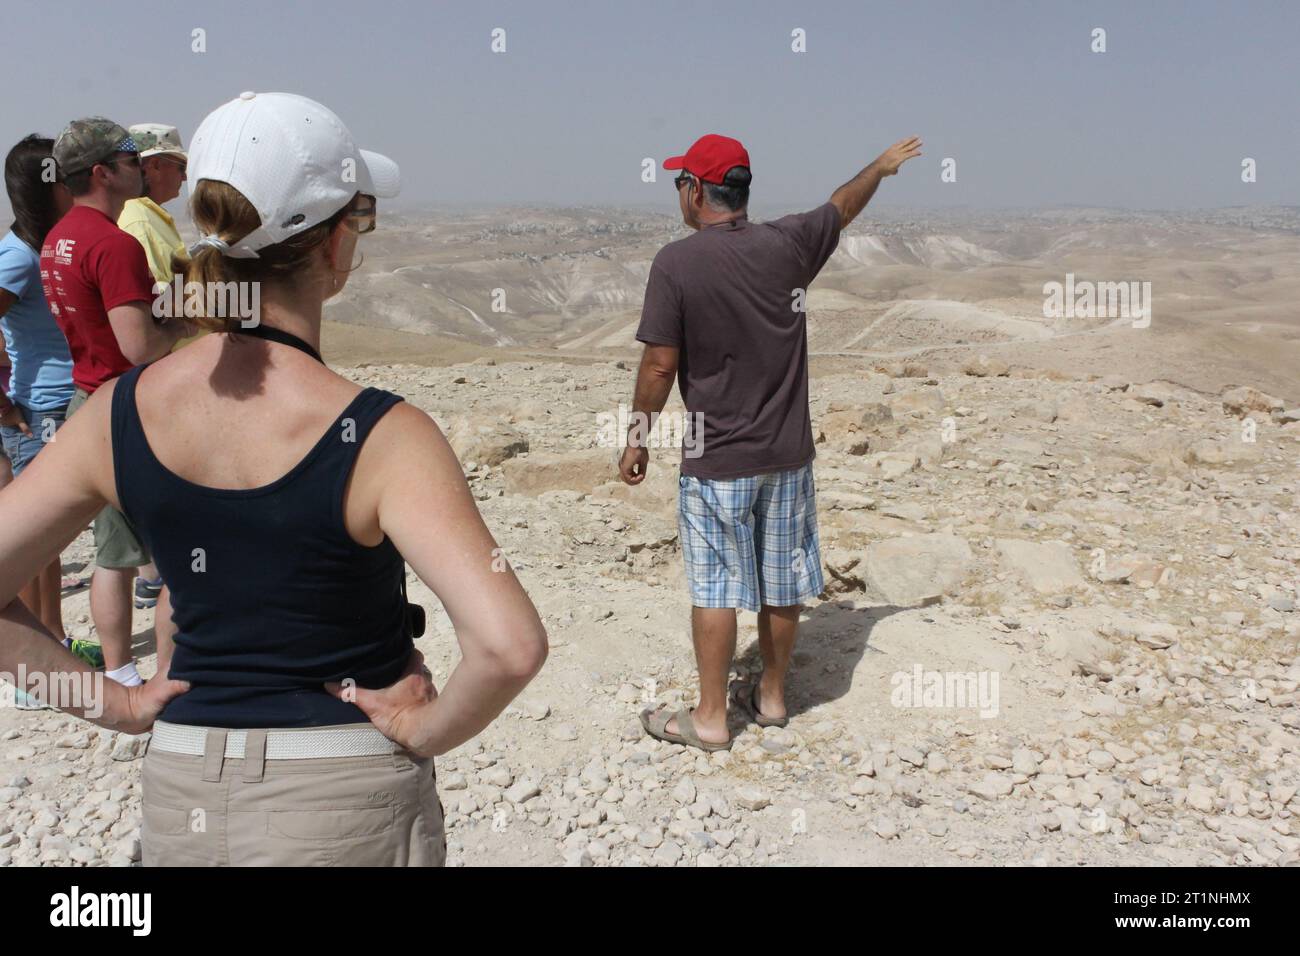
364,398,453,460
345,398,467,535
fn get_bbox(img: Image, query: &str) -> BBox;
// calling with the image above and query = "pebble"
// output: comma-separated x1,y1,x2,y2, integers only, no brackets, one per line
1087,750,1117,771
1011,749,1039,776
871,816,899,839
896,745,926,767
518,700,551,721
109,736,144,762
563,847,592,867
967,773,1014,800
653,841,683,866
504,779,541,805
69,845,97,864
733,786,771,811
549,723,579,742
481,766,513,788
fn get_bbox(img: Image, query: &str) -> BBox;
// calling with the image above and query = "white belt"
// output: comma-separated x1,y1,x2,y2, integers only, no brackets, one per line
151,721,396,760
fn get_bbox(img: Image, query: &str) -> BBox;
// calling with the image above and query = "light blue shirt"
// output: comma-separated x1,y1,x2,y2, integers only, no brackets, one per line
0,230,74,412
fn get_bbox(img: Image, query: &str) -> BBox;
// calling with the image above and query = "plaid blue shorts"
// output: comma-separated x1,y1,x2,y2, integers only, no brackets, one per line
678,463,825,611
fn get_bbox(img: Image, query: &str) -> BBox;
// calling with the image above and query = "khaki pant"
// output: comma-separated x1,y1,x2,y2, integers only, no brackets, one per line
141,723,447,866
67,386,150,569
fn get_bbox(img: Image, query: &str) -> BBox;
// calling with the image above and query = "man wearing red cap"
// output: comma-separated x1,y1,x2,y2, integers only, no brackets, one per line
622,134,922,750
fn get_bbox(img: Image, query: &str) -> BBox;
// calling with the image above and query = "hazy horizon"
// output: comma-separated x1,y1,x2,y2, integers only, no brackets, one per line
0,0,1295,225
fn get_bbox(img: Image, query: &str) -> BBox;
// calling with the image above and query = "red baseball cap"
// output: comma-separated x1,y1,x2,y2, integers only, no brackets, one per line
664,134,751,185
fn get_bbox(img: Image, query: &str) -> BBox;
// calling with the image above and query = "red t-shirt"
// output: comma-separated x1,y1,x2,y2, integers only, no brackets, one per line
40,205,155,394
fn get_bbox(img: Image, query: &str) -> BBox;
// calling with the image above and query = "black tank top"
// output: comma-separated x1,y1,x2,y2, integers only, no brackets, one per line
111,361,412,728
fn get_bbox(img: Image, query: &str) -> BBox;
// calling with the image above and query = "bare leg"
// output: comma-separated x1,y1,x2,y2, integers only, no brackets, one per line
19,558,67,642
90,566,136,671
663,606,736,745
18,579,41,627
154,585,177,678
755,603,802,720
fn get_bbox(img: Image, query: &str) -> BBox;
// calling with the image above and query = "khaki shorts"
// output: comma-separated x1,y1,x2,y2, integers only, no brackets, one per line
68,386,151,569
141,723,447,867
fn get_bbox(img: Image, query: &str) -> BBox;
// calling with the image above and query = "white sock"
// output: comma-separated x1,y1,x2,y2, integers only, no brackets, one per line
106,662,143,687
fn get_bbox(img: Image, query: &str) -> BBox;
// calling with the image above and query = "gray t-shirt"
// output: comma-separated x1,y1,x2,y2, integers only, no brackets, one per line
635,202,841,480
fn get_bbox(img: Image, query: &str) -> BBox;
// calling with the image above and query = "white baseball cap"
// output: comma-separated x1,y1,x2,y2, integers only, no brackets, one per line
188,91,400,259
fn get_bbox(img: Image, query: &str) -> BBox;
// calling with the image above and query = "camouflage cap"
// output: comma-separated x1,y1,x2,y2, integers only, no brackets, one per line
129,123,187,160
53,117,137,177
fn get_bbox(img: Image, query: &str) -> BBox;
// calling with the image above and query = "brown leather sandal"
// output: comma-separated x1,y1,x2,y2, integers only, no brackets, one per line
639,706,733,752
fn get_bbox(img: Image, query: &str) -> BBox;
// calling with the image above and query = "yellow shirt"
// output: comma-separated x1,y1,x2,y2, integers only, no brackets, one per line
119,197,184,284
118,197,206,351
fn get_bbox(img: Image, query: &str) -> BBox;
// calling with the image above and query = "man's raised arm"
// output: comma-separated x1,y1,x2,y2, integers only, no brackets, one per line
829,136,923,231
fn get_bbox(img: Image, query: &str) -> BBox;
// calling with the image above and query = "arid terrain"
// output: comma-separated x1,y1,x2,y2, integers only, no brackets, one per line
3,206,1299,867
330,203,1300,398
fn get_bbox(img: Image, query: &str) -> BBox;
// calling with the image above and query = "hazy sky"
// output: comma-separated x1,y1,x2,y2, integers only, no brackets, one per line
2,0,1297,216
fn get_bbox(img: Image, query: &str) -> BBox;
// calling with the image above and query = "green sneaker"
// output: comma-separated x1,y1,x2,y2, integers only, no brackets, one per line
67,640,105,670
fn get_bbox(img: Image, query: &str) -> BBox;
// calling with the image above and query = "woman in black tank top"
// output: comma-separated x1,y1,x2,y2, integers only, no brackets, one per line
0,93,547,867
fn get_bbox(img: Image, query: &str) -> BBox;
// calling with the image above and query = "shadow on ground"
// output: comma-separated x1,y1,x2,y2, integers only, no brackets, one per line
734,600,909,722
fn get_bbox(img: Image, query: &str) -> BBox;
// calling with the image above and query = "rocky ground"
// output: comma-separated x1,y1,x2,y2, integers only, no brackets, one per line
3,354,1299,867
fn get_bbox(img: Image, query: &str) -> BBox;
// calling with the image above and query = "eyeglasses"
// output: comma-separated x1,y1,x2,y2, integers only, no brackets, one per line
104,153,141,170
158,156,188,175
673,172,694,191
345,195,377,234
